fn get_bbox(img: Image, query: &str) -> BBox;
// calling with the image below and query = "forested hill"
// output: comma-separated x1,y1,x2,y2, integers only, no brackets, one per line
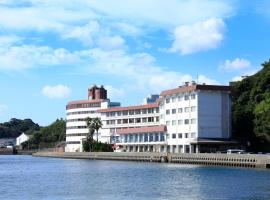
0,118,40,138
231,59,270,151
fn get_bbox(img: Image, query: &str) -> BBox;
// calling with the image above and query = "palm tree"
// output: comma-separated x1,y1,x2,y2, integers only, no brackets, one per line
92,117,103,143
85,117,95,152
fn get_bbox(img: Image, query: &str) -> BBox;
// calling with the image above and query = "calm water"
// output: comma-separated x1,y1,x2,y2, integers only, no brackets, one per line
0,155,270,200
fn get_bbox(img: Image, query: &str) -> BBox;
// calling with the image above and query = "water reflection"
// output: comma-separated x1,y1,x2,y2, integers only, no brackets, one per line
0,156,269,200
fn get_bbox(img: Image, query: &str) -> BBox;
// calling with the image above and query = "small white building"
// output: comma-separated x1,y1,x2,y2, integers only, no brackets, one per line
16,133,30,146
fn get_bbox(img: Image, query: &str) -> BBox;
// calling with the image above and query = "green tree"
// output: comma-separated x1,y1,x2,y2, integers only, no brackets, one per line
85,117,103,151
92,117,103,142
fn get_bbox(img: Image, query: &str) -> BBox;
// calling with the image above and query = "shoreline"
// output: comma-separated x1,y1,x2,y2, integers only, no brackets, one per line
33,151,270,169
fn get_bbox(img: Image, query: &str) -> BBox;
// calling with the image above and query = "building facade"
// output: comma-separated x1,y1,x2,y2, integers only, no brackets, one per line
65,83,233,153
65,85,120,152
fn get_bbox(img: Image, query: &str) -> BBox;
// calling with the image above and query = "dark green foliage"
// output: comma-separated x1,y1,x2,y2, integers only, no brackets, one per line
0,118,40,138
232,59,270,151
83,141,113,152
85,117,103,151
20,118,66,150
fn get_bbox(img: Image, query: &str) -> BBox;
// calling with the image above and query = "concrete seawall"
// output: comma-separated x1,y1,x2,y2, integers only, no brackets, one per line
0,148,15,155
33,152,270,169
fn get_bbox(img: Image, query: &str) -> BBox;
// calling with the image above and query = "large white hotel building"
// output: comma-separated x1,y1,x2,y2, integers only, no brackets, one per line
66,83,234,153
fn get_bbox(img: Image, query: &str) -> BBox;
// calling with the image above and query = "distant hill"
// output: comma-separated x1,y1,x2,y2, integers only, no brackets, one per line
0,118,40,138
231,59,270,151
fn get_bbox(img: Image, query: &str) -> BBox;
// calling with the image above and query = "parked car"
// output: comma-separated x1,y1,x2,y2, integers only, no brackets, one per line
227,149,245,154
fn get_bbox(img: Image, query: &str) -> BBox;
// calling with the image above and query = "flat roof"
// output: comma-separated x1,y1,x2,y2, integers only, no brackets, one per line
160,84,231,96
67,99,107,105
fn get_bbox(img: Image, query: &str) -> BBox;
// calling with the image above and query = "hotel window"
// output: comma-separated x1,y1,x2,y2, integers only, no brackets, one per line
178,120,183,125
106,120,110,125
185,133,189,138
166,109,170,115
178,108,183,113
144,133,148,142
184,119,189,124
149,133,153,142
156,116,159,122
155,107,159,113
172,109,176,114
111,112,116,117
172,97,176,102
117,111,121,116
135,109,141,115
178,95,183,101
142,109,147,114
172,133,176,139
160,114,164,119
184,107,190,112
184,95,189,100
123,119,128,124
129,110,134,115
139,134,143,142
110,120,116,125
142,118,147,123
191,106,196,112
178,133,182,138
129,135,133,143
172,120,176,125
166,134,170,139
129,118,134,123
117,119,122,124
154,133,159,141
148,108,154,113
166,98,170,103
191,93,196,99
190,132,196,138
148,117,154,122
191,118,197,124
135,134,138,142
123,111,128,115
160,133,165,141
166,121,170,126
135,118,141,123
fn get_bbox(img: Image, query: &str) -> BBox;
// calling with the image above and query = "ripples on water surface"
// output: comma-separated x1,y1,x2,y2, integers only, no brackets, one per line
0,155,269,200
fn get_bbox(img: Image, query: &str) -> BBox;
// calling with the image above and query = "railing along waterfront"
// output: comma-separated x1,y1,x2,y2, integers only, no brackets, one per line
33,152,270,169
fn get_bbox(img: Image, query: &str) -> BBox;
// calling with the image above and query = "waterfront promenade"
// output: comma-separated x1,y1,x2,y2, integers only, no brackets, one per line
33,152,270,169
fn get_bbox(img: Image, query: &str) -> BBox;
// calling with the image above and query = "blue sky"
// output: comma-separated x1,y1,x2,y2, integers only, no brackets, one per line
0,0,270,126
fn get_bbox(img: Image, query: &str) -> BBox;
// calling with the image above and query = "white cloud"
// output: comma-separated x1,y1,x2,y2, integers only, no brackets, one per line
82,0,234,27
42,84,71,99
97,35,126,50
80,48,219,92
0,45,80,71
0,1,235,37
169,18,226,55
219,58,251,71
0,104,7,116
197,75,219,85
0,35,22,47
63,21,100,46
105,85,125,99
231,68,261,82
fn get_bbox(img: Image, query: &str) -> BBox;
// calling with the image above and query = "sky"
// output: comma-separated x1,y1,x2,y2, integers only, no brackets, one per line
0,0,270,126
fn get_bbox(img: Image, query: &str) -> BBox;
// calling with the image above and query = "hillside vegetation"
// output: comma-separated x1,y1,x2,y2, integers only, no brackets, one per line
0,118,40,138
232,59,270,151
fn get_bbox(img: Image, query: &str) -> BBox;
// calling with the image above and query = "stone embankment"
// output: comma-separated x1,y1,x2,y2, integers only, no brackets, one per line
33,152,270,169
0,148,15,155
